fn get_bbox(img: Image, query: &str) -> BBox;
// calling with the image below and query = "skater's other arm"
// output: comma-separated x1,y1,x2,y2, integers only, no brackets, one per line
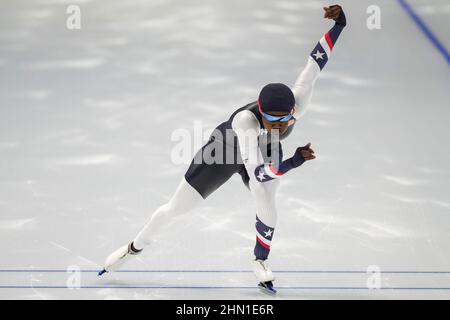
232,111,315,183
292,5,346,119
253,143,315,182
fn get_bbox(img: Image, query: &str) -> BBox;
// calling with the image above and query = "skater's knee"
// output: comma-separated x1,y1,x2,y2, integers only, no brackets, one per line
251,179,271,193
157,200,185,217
166,194,200,216
148,203,173,223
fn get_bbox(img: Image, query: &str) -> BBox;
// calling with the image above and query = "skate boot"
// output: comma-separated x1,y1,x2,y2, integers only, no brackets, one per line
253,259,276,295
98,242,142,276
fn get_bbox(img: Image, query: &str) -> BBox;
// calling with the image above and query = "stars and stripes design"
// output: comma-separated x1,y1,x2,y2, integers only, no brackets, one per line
254,156,302,183
254,215,275,260
310,24,344,70
310,42,329,70
255,163,279,182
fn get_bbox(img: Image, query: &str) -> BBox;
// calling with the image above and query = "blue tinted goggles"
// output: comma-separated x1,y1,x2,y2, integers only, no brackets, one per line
261,112,293,122
257,99,296,122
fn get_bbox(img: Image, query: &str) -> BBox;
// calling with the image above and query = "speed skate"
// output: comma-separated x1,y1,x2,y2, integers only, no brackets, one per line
254,259,277,295
98,242,142,276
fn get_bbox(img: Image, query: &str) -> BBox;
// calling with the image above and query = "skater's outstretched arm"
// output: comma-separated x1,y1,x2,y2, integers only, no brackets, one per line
292,5,346,119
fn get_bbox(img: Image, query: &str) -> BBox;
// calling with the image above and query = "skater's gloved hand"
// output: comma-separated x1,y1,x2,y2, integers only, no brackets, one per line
292,143,316,167
323,5,346,27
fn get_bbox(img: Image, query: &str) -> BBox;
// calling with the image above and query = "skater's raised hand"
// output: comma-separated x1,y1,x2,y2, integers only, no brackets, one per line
290,143,316,169
323,5,346,26
297,143,316,161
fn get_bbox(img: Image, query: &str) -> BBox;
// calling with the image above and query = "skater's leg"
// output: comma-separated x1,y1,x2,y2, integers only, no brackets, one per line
251,178,280,261
101,137,241,273
252,141,283,261
251,178,280,288
101,172,230,273
133,176,204,250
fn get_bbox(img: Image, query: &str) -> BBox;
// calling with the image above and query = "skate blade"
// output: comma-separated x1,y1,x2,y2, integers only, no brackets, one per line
98,269,107,276
258,282,277,296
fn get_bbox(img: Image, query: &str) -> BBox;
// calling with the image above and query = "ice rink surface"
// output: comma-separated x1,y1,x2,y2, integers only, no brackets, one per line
0,0,449,299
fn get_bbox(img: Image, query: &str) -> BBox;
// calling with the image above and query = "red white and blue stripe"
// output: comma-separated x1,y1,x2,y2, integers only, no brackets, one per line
310,23,344,70
254,155,305,182
254,215,275,260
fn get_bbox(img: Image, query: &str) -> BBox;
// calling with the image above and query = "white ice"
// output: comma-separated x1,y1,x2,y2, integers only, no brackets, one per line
0,0,449,299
